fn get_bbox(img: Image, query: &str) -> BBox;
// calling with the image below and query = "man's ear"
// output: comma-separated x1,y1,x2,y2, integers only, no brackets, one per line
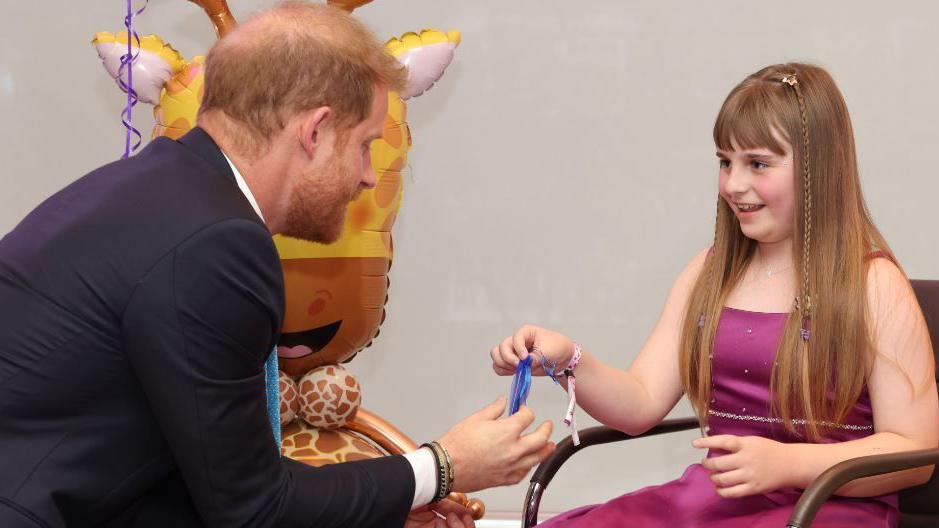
298,107,333,159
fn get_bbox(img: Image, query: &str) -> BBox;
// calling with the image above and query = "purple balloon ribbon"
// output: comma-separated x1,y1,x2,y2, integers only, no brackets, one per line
117,0,149,159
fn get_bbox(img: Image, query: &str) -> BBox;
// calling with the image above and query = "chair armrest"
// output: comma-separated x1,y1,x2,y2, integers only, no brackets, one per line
523,417,700,527
530,417,701,488
786,448,939,528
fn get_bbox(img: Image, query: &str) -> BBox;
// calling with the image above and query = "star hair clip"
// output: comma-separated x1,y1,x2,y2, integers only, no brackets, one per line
781,75,799,86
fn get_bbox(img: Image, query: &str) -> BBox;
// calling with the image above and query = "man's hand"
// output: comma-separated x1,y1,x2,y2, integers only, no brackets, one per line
438,396,555,493
694,434,794,498
406,499,475,528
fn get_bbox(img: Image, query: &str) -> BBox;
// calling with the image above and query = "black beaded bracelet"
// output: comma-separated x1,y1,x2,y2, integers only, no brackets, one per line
420,442,450,502
437,441,455,494
430,441,453,501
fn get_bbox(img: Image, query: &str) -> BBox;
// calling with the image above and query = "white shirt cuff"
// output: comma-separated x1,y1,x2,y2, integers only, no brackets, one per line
403,447,437,509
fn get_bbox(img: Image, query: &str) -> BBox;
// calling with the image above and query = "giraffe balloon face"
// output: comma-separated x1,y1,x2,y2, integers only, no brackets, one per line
93,27,460,376
273,90,412,375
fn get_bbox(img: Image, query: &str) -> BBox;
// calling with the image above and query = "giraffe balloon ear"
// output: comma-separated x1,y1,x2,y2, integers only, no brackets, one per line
92,31,185,105
386,29,461,100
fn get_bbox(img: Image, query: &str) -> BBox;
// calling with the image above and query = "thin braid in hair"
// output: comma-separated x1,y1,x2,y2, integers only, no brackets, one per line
699,196,722,329
697,195,722,421
782,74,813,341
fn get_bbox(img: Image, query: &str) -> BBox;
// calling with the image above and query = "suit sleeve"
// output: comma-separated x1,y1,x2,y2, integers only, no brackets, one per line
121,218,415,528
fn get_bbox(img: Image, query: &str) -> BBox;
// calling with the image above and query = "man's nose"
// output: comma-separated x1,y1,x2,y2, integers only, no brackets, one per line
360,155,377,189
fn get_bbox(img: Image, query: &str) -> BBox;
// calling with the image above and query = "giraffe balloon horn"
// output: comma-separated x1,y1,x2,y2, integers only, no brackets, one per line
327,0,375,13
188,0,238,38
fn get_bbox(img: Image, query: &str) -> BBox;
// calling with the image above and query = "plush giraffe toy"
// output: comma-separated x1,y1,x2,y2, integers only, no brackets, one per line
93,0,483,519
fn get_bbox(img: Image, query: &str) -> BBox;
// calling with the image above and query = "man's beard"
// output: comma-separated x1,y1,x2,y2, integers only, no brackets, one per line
281,156,359,244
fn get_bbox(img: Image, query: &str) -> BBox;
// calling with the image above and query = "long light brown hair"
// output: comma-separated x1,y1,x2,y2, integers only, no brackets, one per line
679,63,895,441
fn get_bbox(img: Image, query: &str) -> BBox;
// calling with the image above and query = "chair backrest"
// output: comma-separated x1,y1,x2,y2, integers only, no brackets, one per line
910,280,939,381
899,279,939,525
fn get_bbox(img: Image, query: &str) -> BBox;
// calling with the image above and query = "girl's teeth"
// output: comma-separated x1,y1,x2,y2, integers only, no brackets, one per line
738,204,764,212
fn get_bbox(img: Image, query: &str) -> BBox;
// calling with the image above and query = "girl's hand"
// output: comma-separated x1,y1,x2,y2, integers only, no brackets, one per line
693,435,795,498
490,325,575,377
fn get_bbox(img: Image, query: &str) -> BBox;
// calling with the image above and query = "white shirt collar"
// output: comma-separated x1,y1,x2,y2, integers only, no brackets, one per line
220,150,265,223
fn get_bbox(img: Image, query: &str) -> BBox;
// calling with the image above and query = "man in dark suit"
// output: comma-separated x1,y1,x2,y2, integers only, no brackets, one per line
0,3,554,527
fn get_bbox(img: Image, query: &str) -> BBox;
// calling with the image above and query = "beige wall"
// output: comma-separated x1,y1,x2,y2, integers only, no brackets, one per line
1,0,937,514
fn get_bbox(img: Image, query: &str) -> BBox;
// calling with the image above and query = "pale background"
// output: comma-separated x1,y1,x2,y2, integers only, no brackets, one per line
2,0,937,516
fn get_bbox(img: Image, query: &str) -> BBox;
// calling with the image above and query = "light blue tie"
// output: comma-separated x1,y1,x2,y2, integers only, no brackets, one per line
263,346,282,451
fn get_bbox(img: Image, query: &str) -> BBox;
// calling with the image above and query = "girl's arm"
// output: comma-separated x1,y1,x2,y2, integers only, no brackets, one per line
491,248,709,435
789,259,938,497
573,248,709,434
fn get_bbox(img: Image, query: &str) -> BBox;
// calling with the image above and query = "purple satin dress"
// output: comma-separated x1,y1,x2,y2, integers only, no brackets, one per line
541,307,898,527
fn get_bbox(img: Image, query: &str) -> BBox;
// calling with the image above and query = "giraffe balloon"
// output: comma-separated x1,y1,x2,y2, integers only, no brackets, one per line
93,0,483,519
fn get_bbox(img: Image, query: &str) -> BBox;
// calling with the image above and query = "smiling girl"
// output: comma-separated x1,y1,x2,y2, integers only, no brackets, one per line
491,63,938,526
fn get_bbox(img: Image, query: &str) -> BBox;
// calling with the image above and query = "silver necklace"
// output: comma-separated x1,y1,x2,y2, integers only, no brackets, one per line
749,251,792,281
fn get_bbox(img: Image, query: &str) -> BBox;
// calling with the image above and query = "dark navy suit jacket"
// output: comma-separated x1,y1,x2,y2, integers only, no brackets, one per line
0,128,414,527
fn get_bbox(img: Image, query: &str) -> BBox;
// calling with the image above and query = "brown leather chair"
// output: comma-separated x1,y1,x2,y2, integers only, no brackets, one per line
522,279,939,528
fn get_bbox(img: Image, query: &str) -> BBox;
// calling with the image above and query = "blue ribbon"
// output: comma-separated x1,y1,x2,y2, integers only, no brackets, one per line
508,353,560,415
508,356,532,415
